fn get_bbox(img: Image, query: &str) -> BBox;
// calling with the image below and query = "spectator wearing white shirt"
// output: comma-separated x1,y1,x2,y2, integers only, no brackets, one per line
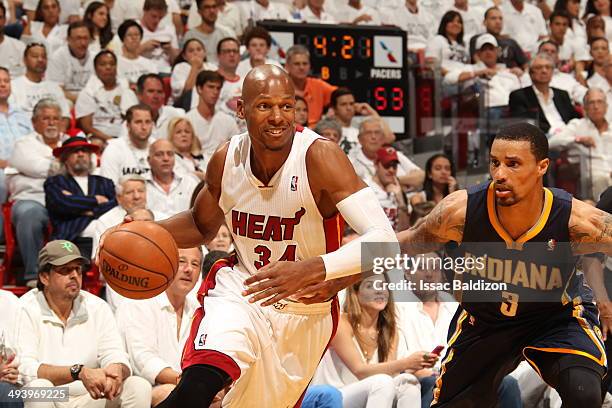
588,54,612,121
76,50,138,141
0,3,24,78
547,10,586,71
145,140,198,220
0,68,33,241
22,0,79,25
236,27,282,79
216,37,243,117
447,0,484,44
131,73,185,140
82,174,146,260
171,38,217,108
24,4,70,56
348,118,424,189
523,40,588,104
379,0,435,51
17,240,151,408
183,0,236,64
329,87,378,155
6,99,62,287
549,88,612,199
501,0,548,54
586,36,610,84
139,0,180,75
9,43,70,119
117,247,201,406
83,1,113,54
47,21,94,104
298,0,337,22
186,70,239,163
333,0,382,25
245,0,292,24
100,104,153,184
167,117,206,181
583,0,612,43
365,146,410,231
425,11,471,74
215,0,245,38
116,20,158,89
554,0,587,48
115,0,183,40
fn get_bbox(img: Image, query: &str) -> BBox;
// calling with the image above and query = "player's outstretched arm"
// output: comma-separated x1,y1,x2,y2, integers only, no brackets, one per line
243,139,398,306
568,197,612,255
157,143,228,248
396,190,467,255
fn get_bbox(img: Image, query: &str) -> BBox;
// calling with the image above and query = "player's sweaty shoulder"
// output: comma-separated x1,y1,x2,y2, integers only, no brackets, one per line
305,138,365,198
205,141,231,200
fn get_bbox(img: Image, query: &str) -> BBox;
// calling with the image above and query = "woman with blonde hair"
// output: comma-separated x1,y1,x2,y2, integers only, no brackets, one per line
167,117,206,181
314,273,437,407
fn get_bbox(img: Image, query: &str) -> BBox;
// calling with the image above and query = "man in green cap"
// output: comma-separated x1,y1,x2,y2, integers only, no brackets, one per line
15,240,152,408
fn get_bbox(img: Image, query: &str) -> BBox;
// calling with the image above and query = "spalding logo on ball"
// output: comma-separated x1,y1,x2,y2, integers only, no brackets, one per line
99,221,179,299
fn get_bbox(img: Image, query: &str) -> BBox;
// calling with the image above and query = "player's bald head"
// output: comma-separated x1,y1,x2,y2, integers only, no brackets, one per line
241,64,294,105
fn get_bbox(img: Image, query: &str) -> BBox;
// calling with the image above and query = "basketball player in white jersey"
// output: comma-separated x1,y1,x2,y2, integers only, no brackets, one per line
148,65,398,407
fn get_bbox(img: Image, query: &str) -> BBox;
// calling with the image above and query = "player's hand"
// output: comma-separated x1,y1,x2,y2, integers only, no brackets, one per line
242,259,326,306
294,280,338,304
95,216,134,267
80,367,108,400
598,301,612,340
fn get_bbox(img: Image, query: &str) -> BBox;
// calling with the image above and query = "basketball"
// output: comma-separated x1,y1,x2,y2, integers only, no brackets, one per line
99,221,179,300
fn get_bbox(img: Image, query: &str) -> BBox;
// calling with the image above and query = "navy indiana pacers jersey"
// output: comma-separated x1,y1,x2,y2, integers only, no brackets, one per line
446,181,594,325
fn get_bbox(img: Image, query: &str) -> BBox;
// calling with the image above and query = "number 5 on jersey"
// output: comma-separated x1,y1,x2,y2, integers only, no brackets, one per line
254,245,297,269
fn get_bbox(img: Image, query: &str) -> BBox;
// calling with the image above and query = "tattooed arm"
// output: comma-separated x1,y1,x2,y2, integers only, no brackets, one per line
569,198,612,255
397,190,468,255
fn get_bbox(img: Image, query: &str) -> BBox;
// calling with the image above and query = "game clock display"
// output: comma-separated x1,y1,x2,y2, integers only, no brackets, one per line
259,21,409,138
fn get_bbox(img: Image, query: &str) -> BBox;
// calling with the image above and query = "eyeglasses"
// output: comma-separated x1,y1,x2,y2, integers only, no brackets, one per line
52,265,84,275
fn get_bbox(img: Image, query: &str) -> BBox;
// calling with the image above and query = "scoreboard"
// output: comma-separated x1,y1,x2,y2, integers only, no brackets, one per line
258,21,409,138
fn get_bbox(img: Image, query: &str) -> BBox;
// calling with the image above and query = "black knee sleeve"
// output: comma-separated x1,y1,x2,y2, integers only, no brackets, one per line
556,366,603,408
156,364,231,408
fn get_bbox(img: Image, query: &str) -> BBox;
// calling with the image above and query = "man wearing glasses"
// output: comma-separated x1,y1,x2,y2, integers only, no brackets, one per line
15,240,152,408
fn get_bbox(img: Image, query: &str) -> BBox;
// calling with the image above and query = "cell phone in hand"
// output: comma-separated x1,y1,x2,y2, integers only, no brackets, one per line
431,345,445,355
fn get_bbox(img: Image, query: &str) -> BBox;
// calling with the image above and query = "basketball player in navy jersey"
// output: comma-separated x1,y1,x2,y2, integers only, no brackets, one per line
382,122,612,407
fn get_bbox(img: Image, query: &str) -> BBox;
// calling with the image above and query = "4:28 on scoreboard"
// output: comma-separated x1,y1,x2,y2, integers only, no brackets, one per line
259,22,409,138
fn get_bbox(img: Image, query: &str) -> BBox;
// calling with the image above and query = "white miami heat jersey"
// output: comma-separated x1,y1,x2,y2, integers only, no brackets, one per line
219,127,343,279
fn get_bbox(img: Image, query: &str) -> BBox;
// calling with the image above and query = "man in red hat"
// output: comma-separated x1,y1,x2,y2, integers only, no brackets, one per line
43,136,116,258
365,145,410,231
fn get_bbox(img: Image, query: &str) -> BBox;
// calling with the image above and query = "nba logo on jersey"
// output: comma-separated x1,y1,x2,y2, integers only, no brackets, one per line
290,176,298,191
547,239,557,251
198,333,207,347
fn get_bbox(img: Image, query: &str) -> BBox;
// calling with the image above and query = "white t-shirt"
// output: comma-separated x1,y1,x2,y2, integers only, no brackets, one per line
23,0,79,24
117,54,159,86
186,108,239,161
141,22,179,74
47,46,94,93
501,2,547,54
73,175,89,195
99,137,151,184
170,61,219,100
8,75,70,118
0,289,20,346
217,75,243,115
339,126,360,155
246,0,292,22
366,178,399,230
380,5,435,50
26,22,68,56
0,36,25,78
425,35,470,72
115,0,180,30
297,5,337,23
75,76,138,138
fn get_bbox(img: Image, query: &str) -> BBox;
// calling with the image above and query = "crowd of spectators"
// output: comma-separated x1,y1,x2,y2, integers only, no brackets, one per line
0,0,610,407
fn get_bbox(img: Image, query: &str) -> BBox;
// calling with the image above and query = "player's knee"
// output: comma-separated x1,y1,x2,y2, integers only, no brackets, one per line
556,367,602,408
